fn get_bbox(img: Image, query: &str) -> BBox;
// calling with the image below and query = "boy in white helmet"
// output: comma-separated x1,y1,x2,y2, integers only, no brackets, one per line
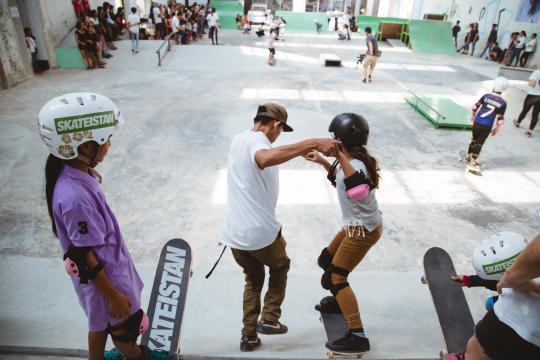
38,93,164,360
452,232,528,310
462,77,509,174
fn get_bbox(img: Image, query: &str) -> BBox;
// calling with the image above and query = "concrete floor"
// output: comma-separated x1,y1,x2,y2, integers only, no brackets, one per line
1,29,539,359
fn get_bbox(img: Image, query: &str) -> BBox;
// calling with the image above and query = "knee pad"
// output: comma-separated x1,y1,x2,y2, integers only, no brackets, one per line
63,245,103,284
109,309,149,344
321,265,350,296
317,248,332,271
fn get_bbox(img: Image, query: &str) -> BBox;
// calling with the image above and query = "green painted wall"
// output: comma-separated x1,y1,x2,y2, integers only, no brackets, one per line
55,48,85,69
275,11,329,33
213,0,244,30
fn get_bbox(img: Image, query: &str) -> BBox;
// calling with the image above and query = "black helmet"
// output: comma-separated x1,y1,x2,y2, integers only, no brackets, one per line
328,113,369,148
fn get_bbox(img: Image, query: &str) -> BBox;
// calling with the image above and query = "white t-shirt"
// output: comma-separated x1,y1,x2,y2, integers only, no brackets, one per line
25,36,37,53
266,31,274,49
516,35,526,49
266,13,273,26
206,13,219,27
172,16,180,32
494,278,540,347
153,7,162,24
525,38,537,52
127,14,140,33
528,70,540,96
220,130,281,251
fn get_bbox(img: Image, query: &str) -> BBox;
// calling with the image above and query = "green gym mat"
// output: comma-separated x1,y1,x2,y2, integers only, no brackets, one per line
55,48,85,69
404,93,472,130
408,20,456,55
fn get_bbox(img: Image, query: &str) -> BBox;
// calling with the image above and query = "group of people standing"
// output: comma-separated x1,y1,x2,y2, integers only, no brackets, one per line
453,21,537,67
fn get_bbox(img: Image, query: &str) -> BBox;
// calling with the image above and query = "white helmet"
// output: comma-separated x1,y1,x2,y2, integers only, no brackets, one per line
38,92,123,160
492,76,509,93
473,231,528,280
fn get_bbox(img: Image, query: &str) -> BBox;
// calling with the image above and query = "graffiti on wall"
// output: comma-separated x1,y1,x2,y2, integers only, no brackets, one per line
515,0,540,23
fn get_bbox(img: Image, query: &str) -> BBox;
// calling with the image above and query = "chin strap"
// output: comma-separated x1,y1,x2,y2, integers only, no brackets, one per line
76,146,103,183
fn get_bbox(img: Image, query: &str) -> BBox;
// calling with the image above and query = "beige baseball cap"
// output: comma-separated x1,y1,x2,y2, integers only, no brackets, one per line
254,103,293,132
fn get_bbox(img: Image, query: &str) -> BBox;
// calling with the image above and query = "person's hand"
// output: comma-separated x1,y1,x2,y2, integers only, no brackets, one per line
304,150,323,164
490,129,498,136
497,272,540,294
108,292,132,319
469,115,475,124
316,139,341,157
451,275,465,286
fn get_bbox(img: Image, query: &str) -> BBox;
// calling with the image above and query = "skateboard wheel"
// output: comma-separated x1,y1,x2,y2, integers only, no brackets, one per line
421,276,427,284
327,351,334,359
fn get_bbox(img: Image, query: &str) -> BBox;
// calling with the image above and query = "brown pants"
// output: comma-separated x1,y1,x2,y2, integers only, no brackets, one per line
231,232,290,336
327,225,383,330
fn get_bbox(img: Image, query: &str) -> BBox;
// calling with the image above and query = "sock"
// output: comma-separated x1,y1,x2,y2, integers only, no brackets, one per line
351,327,366,338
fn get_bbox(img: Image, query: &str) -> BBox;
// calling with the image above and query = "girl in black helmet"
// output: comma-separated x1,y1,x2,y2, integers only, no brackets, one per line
305,113,383,354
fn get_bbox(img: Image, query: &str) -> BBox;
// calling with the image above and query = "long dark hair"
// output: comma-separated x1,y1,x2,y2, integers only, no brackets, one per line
45,154,65,237
349,145,381,188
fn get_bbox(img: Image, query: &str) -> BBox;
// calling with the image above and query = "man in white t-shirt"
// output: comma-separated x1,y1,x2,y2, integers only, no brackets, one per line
153,4,163,39
172,12,181,44
220,103,339,352
206,8,219,45
514,63,540,137
127,7,140,53
448,234,540,360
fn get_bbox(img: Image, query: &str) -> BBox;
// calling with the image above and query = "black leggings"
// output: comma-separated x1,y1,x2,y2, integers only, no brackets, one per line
209,26,218,44
468,123,492,159
519,51,532,67
517,94,540,131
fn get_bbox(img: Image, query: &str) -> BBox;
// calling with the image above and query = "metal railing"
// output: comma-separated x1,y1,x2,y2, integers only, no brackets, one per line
407,90,446,122
156,33,176,67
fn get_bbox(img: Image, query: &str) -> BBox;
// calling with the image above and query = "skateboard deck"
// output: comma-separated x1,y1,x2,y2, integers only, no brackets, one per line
318,305,364,358
422,247,475,357
141,238,192,358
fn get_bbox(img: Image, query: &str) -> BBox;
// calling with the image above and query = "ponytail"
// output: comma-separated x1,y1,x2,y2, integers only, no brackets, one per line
45,154,64,237
349,146,381,188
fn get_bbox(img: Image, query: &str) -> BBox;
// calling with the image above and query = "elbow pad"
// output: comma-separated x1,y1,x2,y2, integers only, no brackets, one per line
344,170,374,201
63,245,103,284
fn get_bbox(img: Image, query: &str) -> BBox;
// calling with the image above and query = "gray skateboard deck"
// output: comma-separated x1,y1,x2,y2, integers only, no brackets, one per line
422,247,475,355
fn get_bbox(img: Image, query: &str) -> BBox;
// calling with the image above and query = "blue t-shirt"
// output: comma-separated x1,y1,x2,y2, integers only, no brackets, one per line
474,93,507,127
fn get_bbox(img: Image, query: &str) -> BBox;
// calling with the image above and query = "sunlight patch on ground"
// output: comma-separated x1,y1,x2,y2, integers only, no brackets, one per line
212,169,540,205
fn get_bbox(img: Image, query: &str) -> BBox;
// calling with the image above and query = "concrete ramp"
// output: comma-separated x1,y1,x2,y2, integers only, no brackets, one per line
408,20,455,56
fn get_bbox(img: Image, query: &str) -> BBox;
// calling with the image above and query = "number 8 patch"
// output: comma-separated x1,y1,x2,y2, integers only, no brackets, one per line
78,221,89,235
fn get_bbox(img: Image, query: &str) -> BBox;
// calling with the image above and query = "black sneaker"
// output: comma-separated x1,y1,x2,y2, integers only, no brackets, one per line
240,335,261,352
256,319,288,335
513,119,520,128
325,331,370,353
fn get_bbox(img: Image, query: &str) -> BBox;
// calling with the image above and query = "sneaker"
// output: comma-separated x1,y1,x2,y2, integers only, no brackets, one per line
445,353,465,360
256,319,288,335
240,335,261,352
513,119,520,128
368,75,372,83
527,130,533,137
325,331,370,353
361,78,367,84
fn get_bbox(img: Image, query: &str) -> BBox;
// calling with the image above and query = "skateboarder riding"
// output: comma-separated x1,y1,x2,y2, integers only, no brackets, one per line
463,77,509,173
305,113,383,354
220,103,340,352
38,93,162,360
